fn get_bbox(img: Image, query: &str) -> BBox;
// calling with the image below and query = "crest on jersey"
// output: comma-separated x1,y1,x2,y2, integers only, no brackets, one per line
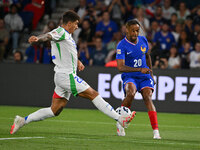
117,49,121,54
140,45,146,54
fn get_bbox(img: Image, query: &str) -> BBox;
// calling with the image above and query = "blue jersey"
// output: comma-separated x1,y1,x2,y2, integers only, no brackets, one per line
96,21,118,44
116,36,150,79
153,31,175,51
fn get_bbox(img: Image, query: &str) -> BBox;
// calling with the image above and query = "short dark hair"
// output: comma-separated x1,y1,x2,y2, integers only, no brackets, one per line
62,10,80,24
10,4,18,10
171,13,177,17
163,20,170,26
14,50,23,61
125,19,140,28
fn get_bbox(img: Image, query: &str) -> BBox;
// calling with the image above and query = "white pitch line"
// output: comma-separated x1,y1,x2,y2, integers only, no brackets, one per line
45,119,200,129
0,137,44,141
1,117,200,129
55,137,200,146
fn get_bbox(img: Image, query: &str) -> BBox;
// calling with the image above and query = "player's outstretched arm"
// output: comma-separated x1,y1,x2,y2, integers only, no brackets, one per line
28,34,52,45
117,59,151,73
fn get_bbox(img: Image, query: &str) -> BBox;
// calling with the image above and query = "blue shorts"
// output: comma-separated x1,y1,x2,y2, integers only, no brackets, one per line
122,75,154,93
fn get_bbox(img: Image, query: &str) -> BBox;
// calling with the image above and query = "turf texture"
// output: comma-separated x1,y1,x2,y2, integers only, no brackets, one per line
0,106,199,150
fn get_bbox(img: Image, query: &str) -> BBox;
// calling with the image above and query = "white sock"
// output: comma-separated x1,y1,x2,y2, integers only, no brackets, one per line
92,95,120,121
25,107,55,124
153,129,160,135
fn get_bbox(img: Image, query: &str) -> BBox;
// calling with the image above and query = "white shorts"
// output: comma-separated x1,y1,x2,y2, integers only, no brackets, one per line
54,72,90,100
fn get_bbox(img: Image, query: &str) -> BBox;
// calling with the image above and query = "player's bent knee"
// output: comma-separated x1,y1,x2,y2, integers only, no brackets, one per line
79,87,99,100
90,89,99,96
88,89,99,100
145,95,152,101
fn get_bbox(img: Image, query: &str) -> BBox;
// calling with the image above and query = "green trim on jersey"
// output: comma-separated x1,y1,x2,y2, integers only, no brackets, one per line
56,43,61,59
71,53,75,74
56,27,63,33
55,32,65,60
59,32,65,41
69,74,78,96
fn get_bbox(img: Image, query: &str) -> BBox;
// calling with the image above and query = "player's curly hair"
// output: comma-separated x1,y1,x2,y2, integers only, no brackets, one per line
125,19,140,28
125,19,146,36
62,10,80,24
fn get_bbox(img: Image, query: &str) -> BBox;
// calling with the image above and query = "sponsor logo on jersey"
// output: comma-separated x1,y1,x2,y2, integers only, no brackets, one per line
117,49,121,54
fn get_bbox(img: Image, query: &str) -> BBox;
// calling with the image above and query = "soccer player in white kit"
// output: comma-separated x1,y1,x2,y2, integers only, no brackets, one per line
10,10,136,134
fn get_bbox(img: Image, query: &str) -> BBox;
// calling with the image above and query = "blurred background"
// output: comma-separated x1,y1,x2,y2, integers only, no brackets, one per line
0,0,199,68
0,0,200,113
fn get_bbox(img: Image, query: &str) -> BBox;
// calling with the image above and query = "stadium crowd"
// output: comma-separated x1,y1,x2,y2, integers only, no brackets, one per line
0,0,200,69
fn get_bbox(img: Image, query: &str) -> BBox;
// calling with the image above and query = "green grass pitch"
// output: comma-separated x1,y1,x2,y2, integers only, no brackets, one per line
0,106,200,150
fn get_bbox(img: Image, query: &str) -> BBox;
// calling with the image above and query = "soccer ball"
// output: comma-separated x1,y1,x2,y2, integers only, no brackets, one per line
116,106,132,117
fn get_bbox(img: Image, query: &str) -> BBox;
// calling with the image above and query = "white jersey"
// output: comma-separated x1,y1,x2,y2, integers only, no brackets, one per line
49,26,77,74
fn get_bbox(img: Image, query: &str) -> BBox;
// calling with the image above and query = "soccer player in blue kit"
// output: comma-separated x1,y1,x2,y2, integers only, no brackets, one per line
116,19,161,139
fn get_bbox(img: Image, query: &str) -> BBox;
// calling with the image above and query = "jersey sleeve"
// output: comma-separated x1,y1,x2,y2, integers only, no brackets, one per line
96,22,102,32
49,27,67,41
153,32,159,43
112,21,118,33
144,36,149,52
116,41,125,60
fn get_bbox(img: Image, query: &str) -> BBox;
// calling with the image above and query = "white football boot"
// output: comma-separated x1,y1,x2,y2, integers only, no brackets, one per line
116,122,126,136
153,129,161,139
117,111,136,129
10,115,25,134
